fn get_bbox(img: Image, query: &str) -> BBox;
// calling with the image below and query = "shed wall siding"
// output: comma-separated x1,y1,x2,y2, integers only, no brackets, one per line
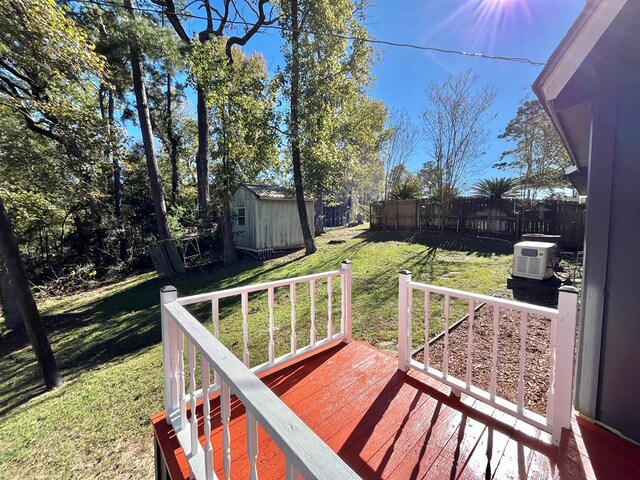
230,188,257,249
254,199,315,250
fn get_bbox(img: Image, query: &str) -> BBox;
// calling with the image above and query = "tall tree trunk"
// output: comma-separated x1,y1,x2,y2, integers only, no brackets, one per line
221,200,237,266
290,0,315,255
0,196,61,389
167,71,179,204
102,88,128,260
196,86,210,231
0,253,22,330
125,0,170,241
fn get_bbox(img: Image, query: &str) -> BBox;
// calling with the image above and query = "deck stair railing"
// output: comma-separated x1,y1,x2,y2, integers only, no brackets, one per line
160,261,358,480
397,270,578,446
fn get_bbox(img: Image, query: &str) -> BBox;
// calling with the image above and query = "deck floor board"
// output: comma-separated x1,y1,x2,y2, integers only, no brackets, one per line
152,341,640,479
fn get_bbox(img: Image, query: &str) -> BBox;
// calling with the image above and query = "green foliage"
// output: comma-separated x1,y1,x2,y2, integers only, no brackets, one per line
278,0,377,198
391,176,421,200
187,39,278,199
0,0,109,159
496,99,571,196
473,177,519,198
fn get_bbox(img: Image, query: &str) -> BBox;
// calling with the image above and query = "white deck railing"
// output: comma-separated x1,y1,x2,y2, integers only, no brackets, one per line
160,261,358,480
397,269,578,445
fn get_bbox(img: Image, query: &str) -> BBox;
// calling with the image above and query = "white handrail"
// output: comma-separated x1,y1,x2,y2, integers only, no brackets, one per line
160,262,356,479
408,281,559,318
164,301,360,480
176,269,344,305
397,270,578,446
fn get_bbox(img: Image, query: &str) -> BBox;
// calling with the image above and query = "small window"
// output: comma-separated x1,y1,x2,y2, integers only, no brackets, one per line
237,207,246,226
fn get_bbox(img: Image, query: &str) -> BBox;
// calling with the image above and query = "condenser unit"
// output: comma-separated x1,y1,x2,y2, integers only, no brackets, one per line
512,241,557,280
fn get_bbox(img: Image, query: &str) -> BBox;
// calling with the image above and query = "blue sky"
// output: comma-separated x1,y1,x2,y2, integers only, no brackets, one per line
181,0,585,184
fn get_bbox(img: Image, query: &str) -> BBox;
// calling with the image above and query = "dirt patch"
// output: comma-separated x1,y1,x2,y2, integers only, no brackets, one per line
414,303,552,416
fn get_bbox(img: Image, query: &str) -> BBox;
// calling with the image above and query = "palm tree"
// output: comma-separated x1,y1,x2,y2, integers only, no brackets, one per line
391,177,422,199
473,177,519,198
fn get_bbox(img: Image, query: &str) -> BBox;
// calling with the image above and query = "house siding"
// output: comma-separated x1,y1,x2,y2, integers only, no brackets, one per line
594,83,640,441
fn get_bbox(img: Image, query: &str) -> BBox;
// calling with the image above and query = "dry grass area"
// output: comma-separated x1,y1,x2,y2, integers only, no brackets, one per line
415,303,552,416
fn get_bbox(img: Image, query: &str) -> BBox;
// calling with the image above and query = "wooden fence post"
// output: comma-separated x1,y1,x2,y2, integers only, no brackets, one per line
341,260,353,342
552,286,579,445
398,270,412,371
160,285,178,424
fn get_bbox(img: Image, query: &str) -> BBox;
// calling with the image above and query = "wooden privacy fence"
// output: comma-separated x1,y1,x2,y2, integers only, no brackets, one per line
370,198,586,247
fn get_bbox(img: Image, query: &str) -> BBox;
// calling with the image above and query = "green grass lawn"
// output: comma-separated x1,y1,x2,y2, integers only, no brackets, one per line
0,224,512,479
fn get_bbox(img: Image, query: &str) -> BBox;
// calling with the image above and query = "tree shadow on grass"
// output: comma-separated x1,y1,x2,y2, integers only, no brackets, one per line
0,254,308,416
354,229,513,258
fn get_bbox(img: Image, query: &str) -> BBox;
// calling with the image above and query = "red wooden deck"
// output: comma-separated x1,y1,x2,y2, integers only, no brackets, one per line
152,341,640,479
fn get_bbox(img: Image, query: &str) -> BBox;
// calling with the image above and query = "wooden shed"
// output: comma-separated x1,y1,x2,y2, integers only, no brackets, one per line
230,184,315,255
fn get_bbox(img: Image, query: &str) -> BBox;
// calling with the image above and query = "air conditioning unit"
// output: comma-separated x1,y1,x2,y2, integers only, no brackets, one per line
512,241,557,280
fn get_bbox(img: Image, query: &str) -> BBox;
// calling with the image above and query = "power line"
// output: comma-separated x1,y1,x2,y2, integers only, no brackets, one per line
68,0,547,67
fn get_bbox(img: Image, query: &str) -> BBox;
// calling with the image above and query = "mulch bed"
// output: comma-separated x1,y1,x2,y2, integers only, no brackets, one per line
413,303,552,416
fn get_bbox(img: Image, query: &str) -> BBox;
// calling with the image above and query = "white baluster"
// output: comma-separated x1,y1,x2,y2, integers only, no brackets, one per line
310,280,316,347
547,307,559,422
423,290,430,370
212,297,220,338
188,341,198,455
443,294,450,378
246,412,259,480
268,287,275,365
466,300,475,389
397,270,412,371
517,311,528,414
221,380,231,480
202,360,214,480
341,260,353,342
290,283,297,355
177,329,187,427
212,297,219,388
490,305,499,401
242,292,250,367
160,286,178,424
327,276,333,339
551,286,579,445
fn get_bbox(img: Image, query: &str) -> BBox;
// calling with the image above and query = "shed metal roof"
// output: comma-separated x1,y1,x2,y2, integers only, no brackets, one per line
240,184,314,202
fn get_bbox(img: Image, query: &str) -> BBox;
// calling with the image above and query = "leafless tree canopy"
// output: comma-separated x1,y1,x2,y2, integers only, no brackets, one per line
383,109,419,200
421,70,496,197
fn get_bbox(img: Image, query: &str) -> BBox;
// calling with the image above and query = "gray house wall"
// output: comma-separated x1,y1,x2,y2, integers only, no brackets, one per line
591,84,640,440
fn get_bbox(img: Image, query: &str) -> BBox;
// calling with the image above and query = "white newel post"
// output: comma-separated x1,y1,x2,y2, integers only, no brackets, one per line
160,285,178,425
398,270,412,371
552,286,579,445
341,260,353,342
